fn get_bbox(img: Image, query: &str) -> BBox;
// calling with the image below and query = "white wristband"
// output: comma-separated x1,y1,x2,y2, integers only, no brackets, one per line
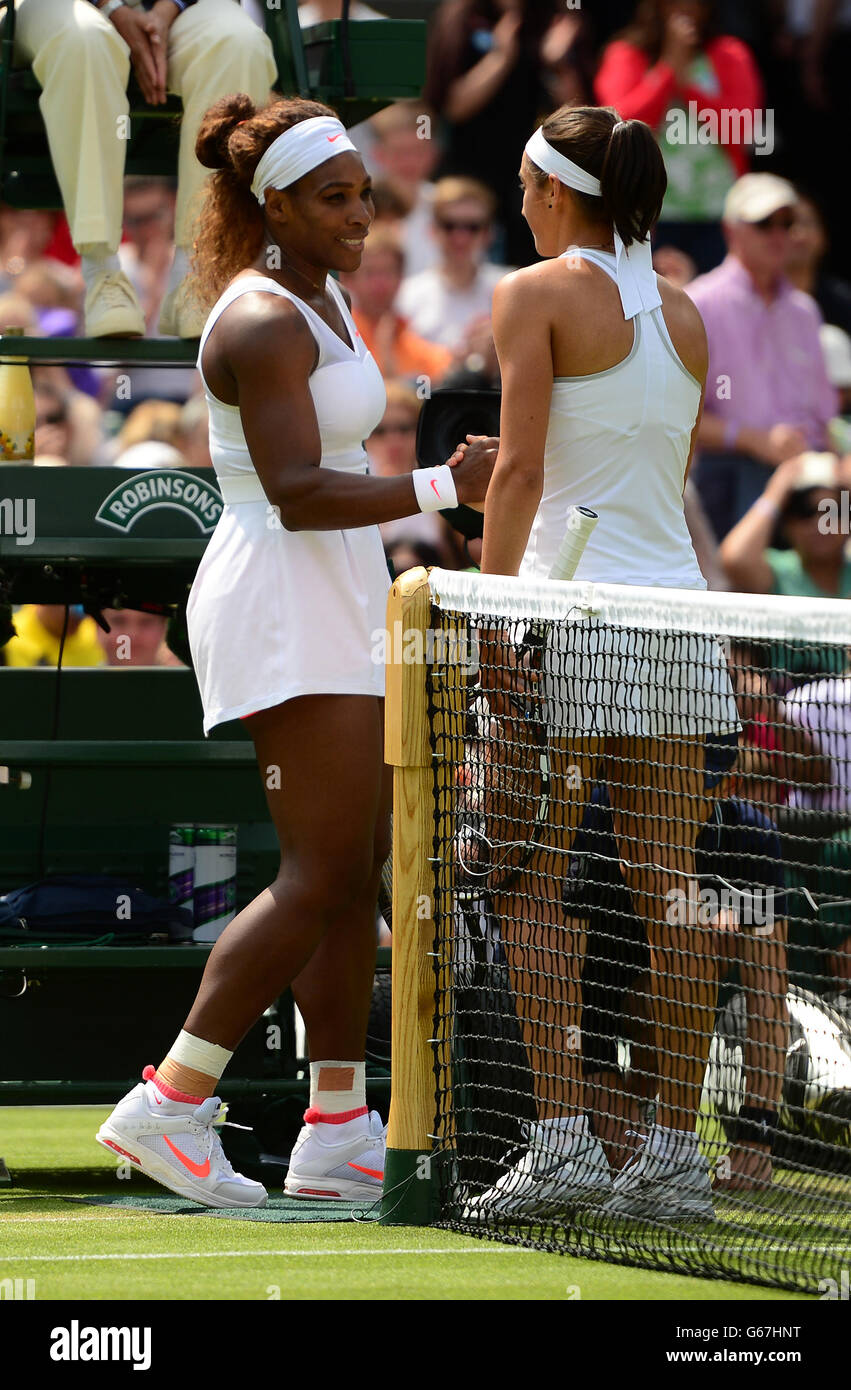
412,464,458,513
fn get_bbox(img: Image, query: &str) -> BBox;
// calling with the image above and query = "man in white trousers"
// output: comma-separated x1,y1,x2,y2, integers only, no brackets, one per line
12,0,277,337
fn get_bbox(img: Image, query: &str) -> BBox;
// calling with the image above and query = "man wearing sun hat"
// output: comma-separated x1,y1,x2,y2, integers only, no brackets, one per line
686,173,837,542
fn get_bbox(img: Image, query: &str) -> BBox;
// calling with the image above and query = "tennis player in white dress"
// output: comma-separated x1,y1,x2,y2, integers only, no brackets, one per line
97,95,495,1209
460,105,740,1222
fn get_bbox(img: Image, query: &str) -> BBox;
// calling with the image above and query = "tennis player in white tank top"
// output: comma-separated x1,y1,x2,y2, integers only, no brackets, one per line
461,106,740,1222
97,97,496,1210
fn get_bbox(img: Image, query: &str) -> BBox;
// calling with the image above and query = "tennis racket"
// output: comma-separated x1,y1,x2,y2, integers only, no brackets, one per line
456,507,599,895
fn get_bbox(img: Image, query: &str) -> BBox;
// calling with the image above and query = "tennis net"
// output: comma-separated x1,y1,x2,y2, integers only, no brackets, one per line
384,565,851,1295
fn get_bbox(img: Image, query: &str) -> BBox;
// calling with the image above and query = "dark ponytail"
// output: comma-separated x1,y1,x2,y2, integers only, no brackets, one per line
600,118,667,245
526,105,666,247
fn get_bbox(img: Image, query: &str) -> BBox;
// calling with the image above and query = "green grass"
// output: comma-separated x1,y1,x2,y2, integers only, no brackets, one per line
0,1107,817,1301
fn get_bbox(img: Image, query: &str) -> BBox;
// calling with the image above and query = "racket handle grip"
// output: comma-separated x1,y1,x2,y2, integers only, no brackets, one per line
548,506,599,582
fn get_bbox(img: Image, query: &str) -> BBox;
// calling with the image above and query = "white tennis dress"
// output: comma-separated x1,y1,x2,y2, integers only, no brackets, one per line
187,274,389,735
520,247,739,738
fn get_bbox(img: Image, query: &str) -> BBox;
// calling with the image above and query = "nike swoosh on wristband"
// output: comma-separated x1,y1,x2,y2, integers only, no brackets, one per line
430,479,441,498
163,1135,211,1178
347,1162,383,1181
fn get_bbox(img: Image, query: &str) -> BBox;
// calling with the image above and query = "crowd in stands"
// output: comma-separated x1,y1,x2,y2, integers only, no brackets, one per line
3,4,851,872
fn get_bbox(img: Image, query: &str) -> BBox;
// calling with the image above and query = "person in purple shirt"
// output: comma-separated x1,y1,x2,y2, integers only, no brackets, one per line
686,173,837,542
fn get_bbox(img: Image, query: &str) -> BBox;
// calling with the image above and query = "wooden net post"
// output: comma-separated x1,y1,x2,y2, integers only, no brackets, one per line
380,566,437,1224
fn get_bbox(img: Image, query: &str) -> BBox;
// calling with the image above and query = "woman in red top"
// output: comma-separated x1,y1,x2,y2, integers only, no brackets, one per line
595,0,763,273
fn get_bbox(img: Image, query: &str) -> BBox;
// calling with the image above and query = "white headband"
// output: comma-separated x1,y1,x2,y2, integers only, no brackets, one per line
251,116,358,205
523,125,661,321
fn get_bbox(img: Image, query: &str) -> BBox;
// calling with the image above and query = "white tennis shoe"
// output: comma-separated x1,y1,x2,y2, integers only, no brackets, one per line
462,1122,612,1221
96,1071,267,1209
602,1137,714,1220
285,1110,385,1201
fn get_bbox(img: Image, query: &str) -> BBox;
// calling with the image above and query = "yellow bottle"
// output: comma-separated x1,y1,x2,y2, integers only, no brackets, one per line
0,326,35,463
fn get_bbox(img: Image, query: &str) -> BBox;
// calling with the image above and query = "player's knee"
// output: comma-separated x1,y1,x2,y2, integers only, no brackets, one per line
291,848,375,922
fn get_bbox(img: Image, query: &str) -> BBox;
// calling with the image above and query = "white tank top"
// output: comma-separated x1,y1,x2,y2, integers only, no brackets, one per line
519,247,706,589
196,272,386,482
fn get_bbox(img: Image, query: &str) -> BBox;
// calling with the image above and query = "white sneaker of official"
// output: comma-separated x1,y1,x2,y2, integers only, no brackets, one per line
602,1132,715,1220
461,1121,613,1222
96,1075,268,1209
284,1111,386,1201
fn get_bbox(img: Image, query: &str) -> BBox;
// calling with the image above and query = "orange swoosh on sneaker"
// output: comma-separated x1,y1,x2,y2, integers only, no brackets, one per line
163,1134,211,1178
347,1161,383,1181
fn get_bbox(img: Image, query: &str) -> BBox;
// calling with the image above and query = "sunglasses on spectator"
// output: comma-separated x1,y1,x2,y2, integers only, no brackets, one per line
436,218,488,235
372,421,417,436
752,212,795,232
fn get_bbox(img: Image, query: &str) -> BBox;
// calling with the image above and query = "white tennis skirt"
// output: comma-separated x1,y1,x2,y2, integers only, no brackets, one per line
541,619,741,740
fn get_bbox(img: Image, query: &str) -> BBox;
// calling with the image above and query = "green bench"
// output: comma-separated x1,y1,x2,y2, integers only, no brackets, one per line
0,465,391,1141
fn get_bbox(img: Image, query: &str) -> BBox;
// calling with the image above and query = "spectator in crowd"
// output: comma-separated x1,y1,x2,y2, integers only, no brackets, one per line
114,440,185,471
439,313,501,391
366,101,442,278
340,225,453,385
95,607,173,667
11,260,102,399
821,324,851,456
385,537,445,579
784,673,851,816
720,452,851,603
785,193,851,340
118,178,178,331
726,639,829,809
116,399,182,453
396,177,510,354
652,242,697,288
538,4,596,110
175,393,213,470
0,208,56,291
366,380,450,558
0,604,104,668
32,375,104,467
368,179,414,226
595,0,764,274
11,0,277,338
33,382,73,465
424,0,571,267
763,0,851,267
686,173,837,542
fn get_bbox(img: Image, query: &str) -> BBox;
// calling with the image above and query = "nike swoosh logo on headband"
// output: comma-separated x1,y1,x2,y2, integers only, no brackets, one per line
327,133,344,142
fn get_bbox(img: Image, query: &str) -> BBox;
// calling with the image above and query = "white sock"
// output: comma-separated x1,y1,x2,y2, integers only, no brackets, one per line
166,245,190,296
647,1123,697,1160
306,1060,366,1126
79,243,121,293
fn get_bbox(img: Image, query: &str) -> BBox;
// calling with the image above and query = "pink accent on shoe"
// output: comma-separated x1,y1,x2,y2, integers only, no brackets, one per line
142,1065,204,1106
303,1105,368,1126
